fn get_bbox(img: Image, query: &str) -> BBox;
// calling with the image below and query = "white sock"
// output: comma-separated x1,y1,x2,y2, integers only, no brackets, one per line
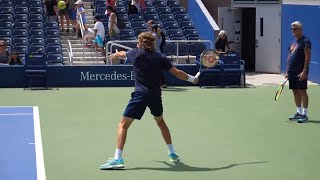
297,107,302,114
114,149,123,160
167,144,176,154
302,108,308,115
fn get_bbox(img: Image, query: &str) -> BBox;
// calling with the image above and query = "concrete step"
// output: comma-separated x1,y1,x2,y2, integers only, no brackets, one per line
63,51,105,56
62,44,87,48
61,39,83,44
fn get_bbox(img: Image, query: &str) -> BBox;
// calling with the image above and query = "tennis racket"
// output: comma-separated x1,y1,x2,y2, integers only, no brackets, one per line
195,49,220,78
274,79,288,101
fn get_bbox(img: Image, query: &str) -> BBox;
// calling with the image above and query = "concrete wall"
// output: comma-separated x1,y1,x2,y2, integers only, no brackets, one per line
201,0,231,22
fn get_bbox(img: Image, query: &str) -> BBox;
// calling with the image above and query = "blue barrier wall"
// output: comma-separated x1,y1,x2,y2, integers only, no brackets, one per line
281,4,320,83
188,0,216,47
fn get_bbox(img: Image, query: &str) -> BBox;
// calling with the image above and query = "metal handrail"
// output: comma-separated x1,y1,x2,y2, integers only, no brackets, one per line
67,40,74,65
77,8,85,61
105,39,213,65
108,43,134,65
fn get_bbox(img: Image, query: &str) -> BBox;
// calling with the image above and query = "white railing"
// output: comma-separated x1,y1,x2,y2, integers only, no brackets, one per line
105,39,213,65
77,9,85,61
67,40,74,65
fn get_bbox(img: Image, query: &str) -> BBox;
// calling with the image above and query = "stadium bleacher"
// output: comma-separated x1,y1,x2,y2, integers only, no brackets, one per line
94,0,205,61
0,0,63,65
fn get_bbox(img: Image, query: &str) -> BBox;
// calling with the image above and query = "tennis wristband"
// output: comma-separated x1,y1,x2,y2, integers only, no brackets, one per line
187,75,195,83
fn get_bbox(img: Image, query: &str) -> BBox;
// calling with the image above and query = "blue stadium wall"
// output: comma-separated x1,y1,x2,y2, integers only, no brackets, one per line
281,4,320,83
188,0,216,47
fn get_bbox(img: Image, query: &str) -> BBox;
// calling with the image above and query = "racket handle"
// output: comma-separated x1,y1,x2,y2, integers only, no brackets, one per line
195,72,201,78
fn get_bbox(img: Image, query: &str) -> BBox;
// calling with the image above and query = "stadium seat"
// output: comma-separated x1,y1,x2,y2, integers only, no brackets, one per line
167,0,180,7
47,54,63,64
163,21,179,30
121,36,136,40
173,42,189,56
122,21,132,29
144,0,153,7
131,21,147,30
29,0,42,7
13,45,28,54
29,22,43,29
145,7,156,14
183,29,199,37
0,0,13,6
95,1,106,7
117,14,128,21
175,14,189,22
14,7,29,14
13,37,28,46
29,45,45,54
145,14,159,21
29,37,45,46
2,37,12,46
29,29,44,38
0,7,14,14
0,14,13,22
6,46,12,53
188,36,202,40
171,7,185,14
29,7,43,14
153,0,167,7
159,14,174,21
45,29,59,38
0,21,13,29
14,14,28,22
13,29,28,37
171,36,186,40
179,21,194,30
13,22,28,30
129,14,145,21
157,7,171,14
44,22,58,29
162,43,173,56
119,29,135,38
29,14,43,22
14,0,28,7
116,0,124,6
167,29,183,38
46,45,62,54
45,38,61,46
116,7,126,14
189,42,206,56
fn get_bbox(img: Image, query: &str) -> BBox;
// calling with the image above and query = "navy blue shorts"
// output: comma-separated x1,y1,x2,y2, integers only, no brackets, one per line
123,92,163,120
288,71,307,90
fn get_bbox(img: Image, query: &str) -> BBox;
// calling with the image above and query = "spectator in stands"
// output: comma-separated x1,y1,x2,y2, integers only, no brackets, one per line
128,0,145,15
106,0,116,7
0,40,9,64
84,28,95,45
147,20,166,53
45,0,59,22
106,6,120,39
9,51,23,65
69,0,77,32
93,15,105,55
214,30,230,54
75,0,87,38
59,0,71,32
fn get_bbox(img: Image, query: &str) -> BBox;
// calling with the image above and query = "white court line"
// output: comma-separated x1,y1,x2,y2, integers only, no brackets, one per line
0,106,34,107
33,106,47,180
0,113,33,116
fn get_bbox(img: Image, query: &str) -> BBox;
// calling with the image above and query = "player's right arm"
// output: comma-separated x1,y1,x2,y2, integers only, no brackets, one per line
168,67,198,84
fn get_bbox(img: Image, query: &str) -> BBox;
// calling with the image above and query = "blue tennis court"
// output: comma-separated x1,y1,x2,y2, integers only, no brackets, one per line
0,106,46,180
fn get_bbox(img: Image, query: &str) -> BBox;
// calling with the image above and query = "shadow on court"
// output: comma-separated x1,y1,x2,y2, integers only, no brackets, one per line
123,161,268,172
307,120,320,124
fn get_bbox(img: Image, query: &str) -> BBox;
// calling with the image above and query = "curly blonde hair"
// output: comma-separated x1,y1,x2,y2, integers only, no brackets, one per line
138,32,156,52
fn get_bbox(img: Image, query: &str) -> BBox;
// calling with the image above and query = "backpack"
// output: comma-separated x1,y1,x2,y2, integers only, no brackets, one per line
116,17,125,29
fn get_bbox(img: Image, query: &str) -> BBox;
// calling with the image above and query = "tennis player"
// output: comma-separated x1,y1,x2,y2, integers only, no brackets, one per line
100,32,198,169
286,21,311,123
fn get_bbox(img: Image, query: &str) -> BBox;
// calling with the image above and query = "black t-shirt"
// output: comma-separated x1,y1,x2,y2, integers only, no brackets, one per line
215,36,228,52
46,0,58,16
287,36,311,72
127,48,173,94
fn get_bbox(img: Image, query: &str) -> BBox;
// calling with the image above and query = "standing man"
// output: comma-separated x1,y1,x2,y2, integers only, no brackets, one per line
99,32,198,170
286,21,311,123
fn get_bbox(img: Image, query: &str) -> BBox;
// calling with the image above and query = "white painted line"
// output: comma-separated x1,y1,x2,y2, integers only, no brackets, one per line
33,106,47,180
0,113,33,116
0,106,34,107
28,142,35,145
195,0,220,30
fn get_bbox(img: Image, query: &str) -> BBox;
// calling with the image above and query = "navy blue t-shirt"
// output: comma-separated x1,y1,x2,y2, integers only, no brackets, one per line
126,48,173,94
288,36,311,72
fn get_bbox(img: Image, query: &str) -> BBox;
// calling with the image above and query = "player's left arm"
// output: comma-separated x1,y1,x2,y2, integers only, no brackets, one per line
298,40,311,81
